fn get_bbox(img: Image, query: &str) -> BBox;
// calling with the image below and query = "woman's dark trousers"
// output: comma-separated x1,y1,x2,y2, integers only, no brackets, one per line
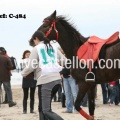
23,87,36,113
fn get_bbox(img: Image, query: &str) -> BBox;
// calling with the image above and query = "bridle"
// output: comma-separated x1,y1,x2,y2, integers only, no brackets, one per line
43,19,59,41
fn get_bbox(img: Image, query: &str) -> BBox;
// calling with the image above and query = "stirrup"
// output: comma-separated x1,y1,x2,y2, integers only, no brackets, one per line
85,72,95,82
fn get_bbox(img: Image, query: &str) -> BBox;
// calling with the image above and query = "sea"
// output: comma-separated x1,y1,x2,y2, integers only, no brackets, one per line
11,71,22,85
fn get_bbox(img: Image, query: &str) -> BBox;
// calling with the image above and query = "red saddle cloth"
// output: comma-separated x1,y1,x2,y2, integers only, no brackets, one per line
77,32,119,64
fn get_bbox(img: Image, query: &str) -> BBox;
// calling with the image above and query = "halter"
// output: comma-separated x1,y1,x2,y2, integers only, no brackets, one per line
43,19,58,41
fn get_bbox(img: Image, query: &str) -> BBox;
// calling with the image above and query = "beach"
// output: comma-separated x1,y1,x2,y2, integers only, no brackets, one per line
0,73,120,120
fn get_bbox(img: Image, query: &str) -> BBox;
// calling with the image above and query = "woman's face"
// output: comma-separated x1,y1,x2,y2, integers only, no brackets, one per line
25,52,30,58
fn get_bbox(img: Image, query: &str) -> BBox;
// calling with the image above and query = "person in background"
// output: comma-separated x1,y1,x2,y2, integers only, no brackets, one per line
115,80,120,105
21,50,37,114
0,47,9,104
0,47,16,107
53,87,61,102
61,79,66,108
60,64,78,113
101,83,108,104
118,79,120,103
21,31,66,120
108,80,119,105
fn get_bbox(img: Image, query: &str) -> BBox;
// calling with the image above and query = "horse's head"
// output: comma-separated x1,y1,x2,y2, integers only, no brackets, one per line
37,10,88,60
38,10,58,40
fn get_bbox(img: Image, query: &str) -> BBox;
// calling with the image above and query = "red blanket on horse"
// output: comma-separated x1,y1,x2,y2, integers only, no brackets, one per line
77,32,119,63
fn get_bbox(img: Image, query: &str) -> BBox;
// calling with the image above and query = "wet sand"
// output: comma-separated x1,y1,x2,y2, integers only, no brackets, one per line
0,85,120,120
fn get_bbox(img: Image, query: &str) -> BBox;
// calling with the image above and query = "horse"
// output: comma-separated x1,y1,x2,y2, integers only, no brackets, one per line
34,10,120,120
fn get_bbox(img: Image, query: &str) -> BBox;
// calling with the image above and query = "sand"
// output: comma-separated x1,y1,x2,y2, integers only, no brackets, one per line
0,85,120,120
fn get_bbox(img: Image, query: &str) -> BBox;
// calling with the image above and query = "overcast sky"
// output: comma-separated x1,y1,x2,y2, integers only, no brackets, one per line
0,0,120,60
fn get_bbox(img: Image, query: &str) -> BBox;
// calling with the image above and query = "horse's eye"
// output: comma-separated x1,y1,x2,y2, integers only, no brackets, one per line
43,24,48,28
43,23,50,28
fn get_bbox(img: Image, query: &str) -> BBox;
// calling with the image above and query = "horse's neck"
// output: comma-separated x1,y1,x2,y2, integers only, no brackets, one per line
58,35,87,60
57,20,88,59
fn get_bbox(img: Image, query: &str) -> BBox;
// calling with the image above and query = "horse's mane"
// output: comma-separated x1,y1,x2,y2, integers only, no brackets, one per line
48,16,88,59
56,16,88,45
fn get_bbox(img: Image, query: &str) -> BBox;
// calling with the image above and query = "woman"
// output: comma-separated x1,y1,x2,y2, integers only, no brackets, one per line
21,31,66,120
21,50,37,114
108,81,119,105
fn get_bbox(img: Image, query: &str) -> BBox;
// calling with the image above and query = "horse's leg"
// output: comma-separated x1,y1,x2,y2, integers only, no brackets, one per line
87,84,96,119
75,82,94,120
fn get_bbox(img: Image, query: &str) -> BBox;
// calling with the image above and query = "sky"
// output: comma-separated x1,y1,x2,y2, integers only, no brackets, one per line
0,0,120,62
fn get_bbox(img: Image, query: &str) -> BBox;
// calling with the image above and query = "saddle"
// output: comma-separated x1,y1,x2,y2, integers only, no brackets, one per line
77,31,119,82
77,32,119,63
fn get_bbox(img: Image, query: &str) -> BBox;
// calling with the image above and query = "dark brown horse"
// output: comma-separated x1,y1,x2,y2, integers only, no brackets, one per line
35,11,120,120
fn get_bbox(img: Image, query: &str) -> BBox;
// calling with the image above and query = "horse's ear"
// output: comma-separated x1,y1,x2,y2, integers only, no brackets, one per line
50,10,56,20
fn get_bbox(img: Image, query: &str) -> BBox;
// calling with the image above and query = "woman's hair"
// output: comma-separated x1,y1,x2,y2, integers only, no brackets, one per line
22,50,30,59
29,31,53,53
0,47,7,55
29,38,34,47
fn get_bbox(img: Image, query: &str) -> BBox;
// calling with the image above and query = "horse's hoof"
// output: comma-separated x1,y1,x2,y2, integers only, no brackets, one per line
87,116,94,120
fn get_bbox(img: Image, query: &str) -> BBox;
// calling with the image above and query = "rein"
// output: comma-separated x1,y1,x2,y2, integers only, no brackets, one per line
43,19,58,41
